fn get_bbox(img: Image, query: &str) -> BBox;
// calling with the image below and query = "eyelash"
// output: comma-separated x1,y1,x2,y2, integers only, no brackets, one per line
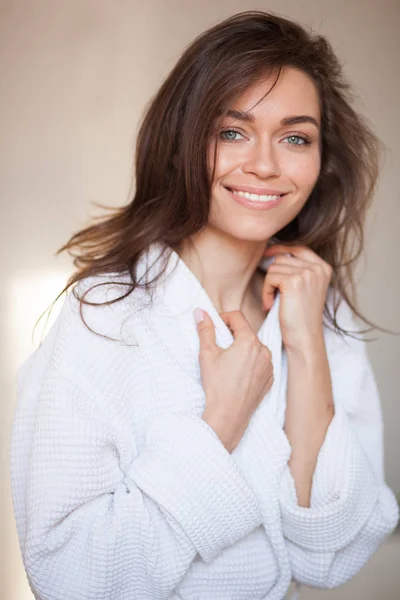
219,128,312,146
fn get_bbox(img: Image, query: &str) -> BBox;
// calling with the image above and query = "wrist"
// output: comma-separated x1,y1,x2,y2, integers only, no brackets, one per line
284,331,326,363
202,407,237,453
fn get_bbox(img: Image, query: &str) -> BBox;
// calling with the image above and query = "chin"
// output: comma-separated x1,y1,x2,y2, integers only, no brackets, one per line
216,226,278,244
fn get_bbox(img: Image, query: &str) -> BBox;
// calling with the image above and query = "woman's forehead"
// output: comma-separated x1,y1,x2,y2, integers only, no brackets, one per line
219,68,321,123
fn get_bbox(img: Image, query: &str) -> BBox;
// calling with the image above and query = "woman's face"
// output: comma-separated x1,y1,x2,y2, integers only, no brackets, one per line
207,66,322,244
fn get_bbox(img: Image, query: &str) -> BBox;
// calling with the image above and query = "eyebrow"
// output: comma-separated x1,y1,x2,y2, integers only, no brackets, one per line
220,109,320,129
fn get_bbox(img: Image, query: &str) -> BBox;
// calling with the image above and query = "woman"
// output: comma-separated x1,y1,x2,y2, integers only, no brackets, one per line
10,10,399,600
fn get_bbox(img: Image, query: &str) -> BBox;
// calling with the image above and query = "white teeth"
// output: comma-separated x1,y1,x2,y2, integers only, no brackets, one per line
230,189,282,202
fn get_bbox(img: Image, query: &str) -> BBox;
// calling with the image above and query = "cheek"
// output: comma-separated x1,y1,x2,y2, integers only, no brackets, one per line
284,150,321,190
210,147,236,183
209,138,248,175
208,141,227,187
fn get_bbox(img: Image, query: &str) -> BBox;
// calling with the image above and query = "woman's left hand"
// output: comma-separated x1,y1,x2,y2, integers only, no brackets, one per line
262,244,332,352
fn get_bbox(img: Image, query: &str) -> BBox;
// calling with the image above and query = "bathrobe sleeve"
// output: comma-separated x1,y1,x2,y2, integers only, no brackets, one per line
10,293,264,600
278,297,399,588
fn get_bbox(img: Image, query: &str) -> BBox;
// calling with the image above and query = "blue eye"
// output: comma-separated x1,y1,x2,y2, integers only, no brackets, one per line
283,135,310,145
220,129,243,141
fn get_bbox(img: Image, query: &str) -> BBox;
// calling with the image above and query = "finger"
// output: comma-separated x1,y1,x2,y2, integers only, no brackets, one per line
262,272,278,311
262,272,294,310
266,255,330,280
264,244,321,264
266,263,304,273
266,254,305,268
194,308,218,353
264,245,332,277
219,311,253,339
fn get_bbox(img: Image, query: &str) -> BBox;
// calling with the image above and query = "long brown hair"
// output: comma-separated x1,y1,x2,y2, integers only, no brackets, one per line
38,10,391,341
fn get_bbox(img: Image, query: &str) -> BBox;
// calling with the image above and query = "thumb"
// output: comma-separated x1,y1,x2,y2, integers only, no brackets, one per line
263,281,276,311
193,307,217,352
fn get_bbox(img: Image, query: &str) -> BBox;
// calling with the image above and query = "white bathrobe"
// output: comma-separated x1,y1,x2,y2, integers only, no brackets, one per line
9,241,399,600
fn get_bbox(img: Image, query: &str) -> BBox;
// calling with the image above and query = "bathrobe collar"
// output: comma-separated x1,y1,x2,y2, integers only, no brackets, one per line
133,241,286,423
135,241,280,340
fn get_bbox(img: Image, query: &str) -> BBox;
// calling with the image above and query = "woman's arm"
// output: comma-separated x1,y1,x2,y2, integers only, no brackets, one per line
9,294,265,600
261,243,336,508
284,334,335,507
229,293,398,590
278,299,399,588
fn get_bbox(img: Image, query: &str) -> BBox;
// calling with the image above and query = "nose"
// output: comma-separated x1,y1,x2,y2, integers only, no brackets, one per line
242,137,281,179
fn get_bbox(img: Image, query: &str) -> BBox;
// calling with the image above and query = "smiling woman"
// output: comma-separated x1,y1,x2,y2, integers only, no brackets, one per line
9,9,398,600
37,10,381,337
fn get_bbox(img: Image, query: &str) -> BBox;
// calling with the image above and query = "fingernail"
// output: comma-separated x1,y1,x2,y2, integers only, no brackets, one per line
263,256,276,268
193,307,204,324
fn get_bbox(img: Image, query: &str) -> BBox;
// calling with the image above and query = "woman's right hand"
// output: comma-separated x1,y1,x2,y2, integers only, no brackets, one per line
194,308,274,453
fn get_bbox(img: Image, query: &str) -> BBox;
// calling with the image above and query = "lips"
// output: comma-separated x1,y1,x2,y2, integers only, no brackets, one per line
225,186,286,211
225,185,287,196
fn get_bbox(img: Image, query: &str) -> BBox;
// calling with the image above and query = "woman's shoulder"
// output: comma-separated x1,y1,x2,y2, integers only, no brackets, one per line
18,271,148,388
60,271,141,337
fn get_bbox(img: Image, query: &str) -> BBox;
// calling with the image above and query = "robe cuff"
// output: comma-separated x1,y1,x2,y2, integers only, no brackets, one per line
278,402,378,552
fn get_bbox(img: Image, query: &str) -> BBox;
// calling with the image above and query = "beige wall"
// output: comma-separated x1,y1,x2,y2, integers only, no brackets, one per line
1,1,399,598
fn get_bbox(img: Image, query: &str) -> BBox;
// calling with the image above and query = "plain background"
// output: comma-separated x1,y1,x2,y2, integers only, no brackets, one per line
1,1,399,598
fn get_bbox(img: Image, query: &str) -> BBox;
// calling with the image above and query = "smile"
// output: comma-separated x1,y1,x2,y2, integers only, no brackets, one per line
224,186,287,211
228,188,282,202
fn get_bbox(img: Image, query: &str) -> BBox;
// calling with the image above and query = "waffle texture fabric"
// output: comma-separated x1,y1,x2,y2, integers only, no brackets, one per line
10,242,399,600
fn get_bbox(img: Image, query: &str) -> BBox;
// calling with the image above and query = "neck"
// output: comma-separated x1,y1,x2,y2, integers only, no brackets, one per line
174,229,268,314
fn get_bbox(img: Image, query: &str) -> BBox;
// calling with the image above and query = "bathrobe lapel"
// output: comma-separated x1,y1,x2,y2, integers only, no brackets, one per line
133,242,287,427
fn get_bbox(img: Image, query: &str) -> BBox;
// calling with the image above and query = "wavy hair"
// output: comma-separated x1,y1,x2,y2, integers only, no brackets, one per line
38,10,390,341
